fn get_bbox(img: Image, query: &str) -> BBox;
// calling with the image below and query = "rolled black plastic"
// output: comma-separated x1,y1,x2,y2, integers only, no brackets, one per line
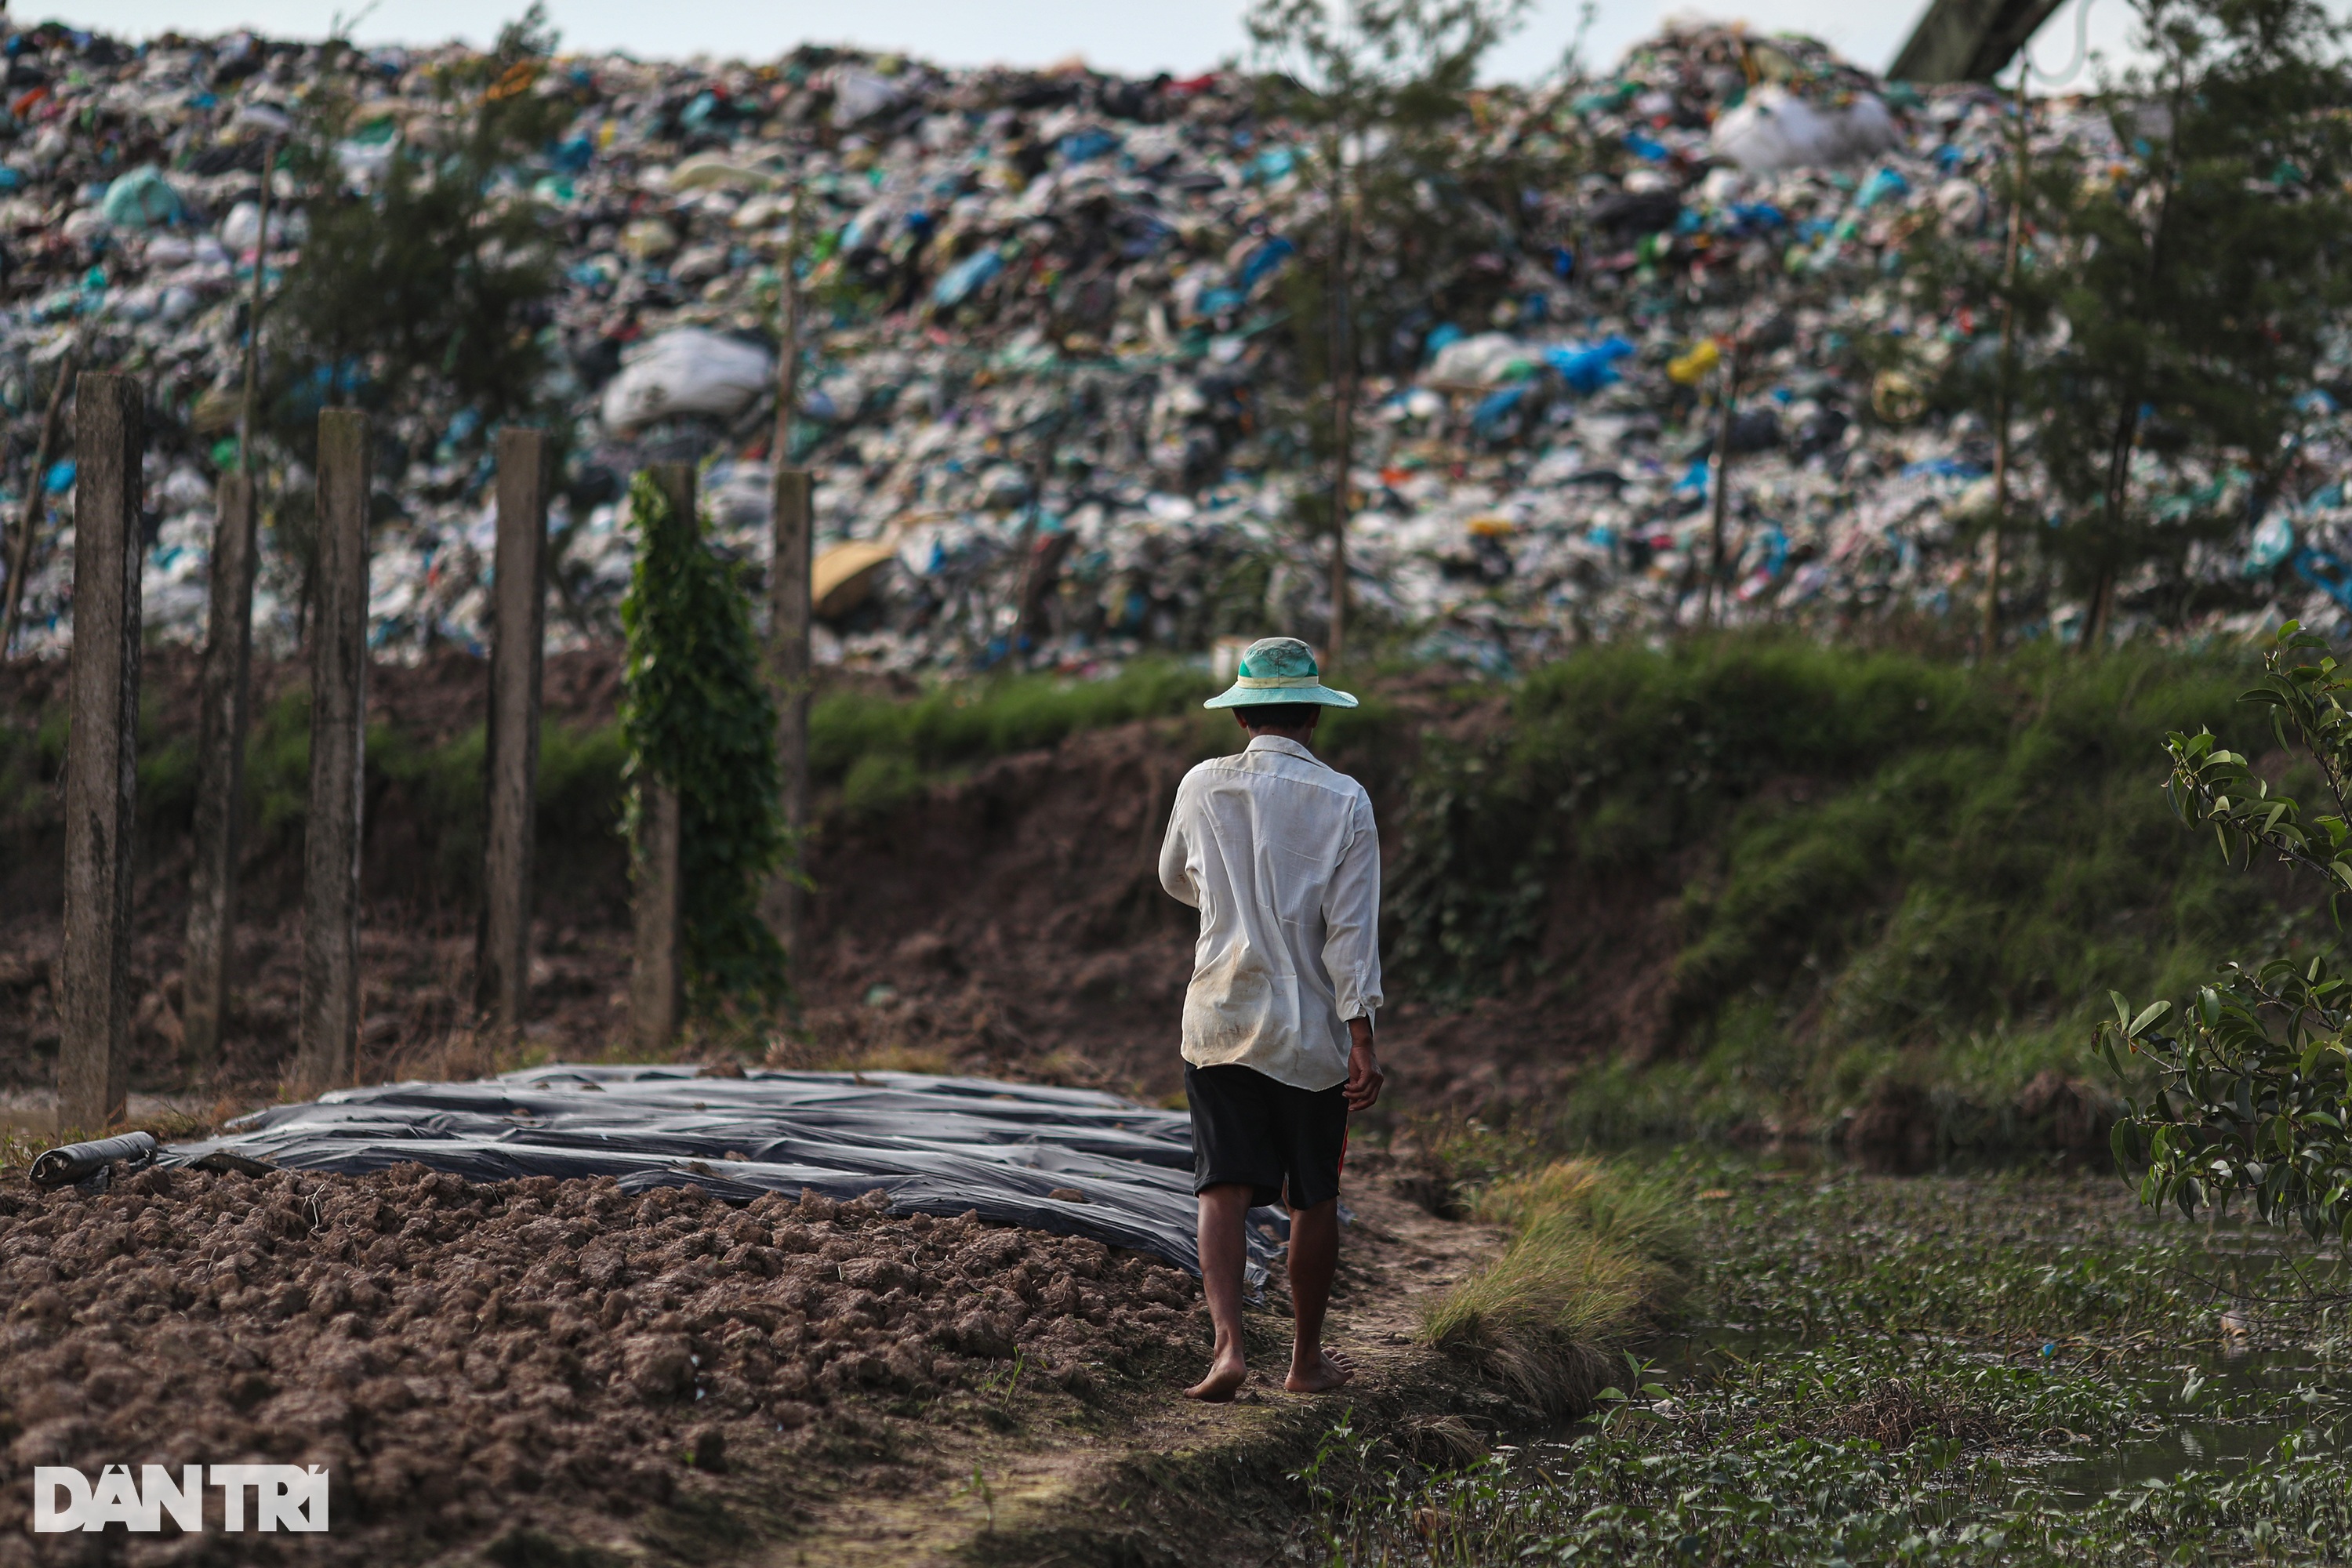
29,1131,159,1189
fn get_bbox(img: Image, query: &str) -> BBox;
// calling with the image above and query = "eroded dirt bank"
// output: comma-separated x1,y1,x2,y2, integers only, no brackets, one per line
0,648,1657,1114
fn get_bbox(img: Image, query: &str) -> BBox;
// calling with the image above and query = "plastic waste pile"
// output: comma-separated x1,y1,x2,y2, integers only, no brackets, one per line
0,17,2341,673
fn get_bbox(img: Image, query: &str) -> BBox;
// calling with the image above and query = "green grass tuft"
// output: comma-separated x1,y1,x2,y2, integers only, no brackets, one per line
1421,1159,1693,1419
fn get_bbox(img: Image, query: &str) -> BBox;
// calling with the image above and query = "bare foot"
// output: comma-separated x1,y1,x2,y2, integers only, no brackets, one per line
1185,1355,1247,1402
1284,1348,1355,1394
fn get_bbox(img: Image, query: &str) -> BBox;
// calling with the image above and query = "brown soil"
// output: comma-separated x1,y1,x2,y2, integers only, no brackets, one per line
0,1154,1515,1567
0,1160,1206,1566
780,1168,1524,1568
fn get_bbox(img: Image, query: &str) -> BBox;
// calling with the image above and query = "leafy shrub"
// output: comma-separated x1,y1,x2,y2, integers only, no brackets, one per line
2108,622,2352,1241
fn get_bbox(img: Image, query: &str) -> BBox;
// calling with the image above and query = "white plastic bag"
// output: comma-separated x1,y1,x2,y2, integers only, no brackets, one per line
1711,86,1899,172
831,67,905,128
599,328,774,430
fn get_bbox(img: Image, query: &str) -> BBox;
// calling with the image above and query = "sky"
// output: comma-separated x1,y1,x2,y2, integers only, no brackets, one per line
35,0,2147,88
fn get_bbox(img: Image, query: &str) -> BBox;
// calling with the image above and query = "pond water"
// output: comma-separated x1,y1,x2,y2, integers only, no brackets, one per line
1338,1163,2352,1566
1593,1323,2350,1508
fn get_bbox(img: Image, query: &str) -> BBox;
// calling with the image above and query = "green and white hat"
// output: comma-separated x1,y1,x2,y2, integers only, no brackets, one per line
1204,637,1359,710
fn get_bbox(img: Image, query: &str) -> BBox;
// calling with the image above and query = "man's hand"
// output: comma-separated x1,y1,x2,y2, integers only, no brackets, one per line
1343,1018,1383,1111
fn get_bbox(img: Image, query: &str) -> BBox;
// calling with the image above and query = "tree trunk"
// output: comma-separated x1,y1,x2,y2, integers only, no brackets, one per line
0,346,79,656
1984,75,2026,656
1704,342,1740,629
2086,405,2139,655
1326,140,1353,666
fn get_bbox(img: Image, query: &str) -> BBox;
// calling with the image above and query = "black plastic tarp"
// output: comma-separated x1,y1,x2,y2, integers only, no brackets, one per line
157,1065,1284,1282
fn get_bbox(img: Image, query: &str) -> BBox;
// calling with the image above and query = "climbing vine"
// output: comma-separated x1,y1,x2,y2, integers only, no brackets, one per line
619,471,789,1016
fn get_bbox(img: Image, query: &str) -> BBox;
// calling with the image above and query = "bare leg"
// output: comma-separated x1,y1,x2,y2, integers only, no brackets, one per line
1285,1197,1352,1393
1185,1183,1252,1401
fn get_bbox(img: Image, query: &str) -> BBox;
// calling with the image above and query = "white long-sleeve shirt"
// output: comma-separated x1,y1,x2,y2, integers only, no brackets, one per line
1157,735,1383,1091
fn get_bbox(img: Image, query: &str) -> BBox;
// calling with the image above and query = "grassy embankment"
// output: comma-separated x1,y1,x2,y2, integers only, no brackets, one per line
1385,636,2298,1146
1310,1156,2352,1566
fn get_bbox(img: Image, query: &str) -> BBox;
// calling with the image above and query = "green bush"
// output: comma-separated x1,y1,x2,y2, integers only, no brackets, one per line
2109,623,2352,1241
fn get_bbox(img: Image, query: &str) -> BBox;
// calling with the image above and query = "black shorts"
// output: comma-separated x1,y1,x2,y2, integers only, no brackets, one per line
1185,1062,1348,1210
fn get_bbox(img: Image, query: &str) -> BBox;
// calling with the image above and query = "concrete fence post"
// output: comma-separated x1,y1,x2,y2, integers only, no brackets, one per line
474,427,549,1038
57,372,143,1134
181,471,259,1067
766,463,812,946
296,409,369,1096
630,463,692,1050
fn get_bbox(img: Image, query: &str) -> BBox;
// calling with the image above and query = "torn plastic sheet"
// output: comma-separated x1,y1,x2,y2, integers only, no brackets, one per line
157,1064,1286,1286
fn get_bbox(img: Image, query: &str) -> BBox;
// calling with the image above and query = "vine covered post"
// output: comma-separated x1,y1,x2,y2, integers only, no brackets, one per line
622,463,787,1042
631,463,693,1050
476,427,550,1038
297,409,370,1097
183,470,260,1066
57,372,143,1133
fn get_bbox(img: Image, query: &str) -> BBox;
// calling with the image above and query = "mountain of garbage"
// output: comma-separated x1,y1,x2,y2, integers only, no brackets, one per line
0,17,2339,674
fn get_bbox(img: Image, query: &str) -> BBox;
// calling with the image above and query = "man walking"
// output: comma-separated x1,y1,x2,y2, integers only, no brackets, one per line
1159,637,1384,1402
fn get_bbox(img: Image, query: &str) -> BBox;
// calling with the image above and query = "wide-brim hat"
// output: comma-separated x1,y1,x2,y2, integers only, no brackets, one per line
1203,637,1359,710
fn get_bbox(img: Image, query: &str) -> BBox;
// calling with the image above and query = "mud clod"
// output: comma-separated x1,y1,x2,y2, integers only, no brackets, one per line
0,1166,1201,1564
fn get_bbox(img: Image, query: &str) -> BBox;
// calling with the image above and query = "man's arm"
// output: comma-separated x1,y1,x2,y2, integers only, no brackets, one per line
1344,1016,1382,1111
1323,792,1384,1110
1158,778,1200,909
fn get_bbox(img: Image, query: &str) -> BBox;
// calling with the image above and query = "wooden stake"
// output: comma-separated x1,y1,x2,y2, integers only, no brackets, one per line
185,143,279,1068
57,372,143,1134
475,427,549,1037
768,465,811,947
631,779,683,1052
296,409,369,1096
632,463,692,1050
182,471,260,1066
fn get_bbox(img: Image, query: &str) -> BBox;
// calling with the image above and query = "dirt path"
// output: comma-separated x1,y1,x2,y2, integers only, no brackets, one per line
766,1183,1510,1568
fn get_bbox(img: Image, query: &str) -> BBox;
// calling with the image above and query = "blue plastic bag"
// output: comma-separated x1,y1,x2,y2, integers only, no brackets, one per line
1544,336,1635,396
